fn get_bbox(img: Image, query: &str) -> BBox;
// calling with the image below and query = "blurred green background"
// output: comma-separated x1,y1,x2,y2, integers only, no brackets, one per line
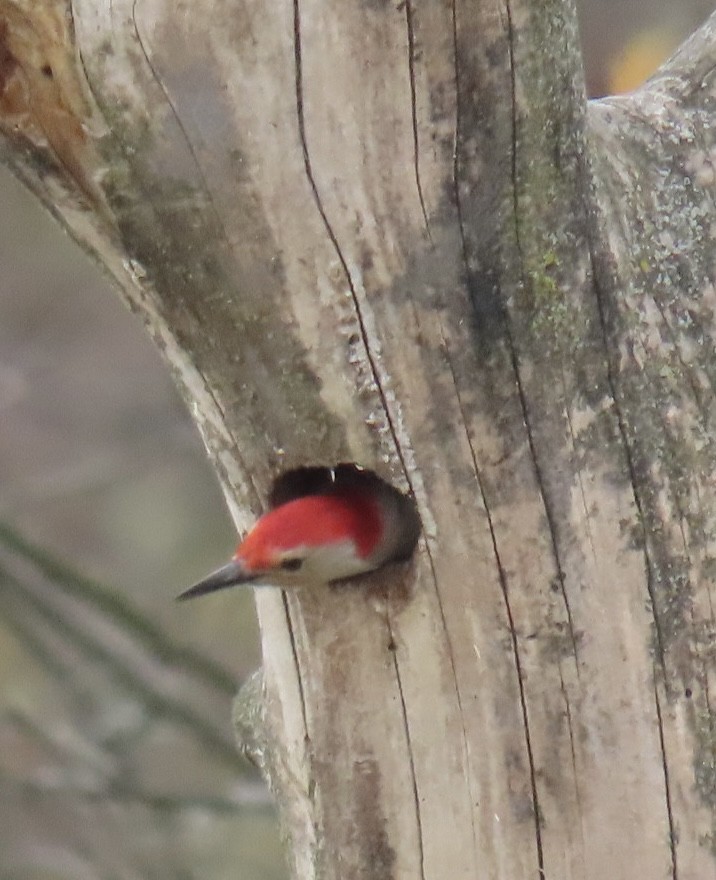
1,3,713,878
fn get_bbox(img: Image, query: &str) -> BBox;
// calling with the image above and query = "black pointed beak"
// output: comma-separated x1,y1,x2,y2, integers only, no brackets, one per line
176,558,257,601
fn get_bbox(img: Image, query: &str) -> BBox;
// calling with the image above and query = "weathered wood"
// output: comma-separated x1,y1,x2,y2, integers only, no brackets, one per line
1,1,714,878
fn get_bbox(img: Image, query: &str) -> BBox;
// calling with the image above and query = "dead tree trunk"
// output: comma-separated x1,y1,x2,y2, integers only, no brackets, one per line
2,1,715,878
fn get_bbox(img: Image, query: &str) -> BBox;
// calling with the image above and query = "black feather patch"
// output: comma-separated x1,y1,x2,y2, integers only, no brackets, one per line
268,463,386,507
268,463,421,564
268,465,338,508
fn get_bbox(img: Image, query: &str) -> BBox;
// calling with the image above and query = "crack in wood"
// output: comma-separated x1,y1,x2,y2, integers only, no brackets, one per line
389,647,426,880
283,590,309,740
562,381,598,567
403,0,431,241
505,2,547,873
430,319,484,867
476,444,546,879
127,2,276,515
450,4,546,874
292,0,402,471
292,4,428,875
503,1,580,675
199,378,264,506
588,249,669,680
558,664,584,832
586,217,686,872
130,0,232,256
653,670,680,880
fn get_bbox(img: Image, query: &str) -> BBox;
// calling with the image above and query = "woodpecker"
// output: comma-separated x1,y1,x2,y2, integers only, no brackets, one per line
177,464,420,599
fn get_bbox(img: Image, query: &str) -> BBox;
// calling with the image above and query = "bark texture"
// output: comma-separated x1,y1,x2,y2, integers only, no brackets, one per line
1,1,715,878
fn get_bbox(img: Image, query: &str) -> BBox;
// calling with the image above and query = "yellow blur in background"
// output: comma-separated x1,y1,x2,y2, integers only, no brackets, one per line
608,27,680,94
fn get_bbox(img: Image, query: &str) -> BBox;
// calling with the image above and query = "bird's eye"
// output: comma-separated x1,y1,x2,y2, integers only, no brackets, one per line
280,557,303,571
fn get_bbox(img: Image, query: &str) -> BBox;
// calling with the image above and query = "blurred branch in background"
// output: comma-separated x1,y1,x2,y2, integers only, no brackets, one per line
0,521,241,765
0,524,283,879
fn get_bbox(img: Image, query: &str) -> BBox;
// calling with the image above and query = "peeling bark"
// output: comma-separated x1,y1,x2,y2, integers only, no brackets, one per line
1,1,715,878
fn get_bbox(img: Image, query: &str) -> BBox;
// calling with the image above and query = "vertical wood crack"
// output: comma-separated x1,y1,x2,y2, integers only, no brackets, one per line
480,469,546,878
130,1,233,261
451,6,544,874
559,664,584,830
404,0,431,239
503,0,580,671
283,590,309,741
293,6,428,874
292,0,408,482
653,671,679,880
389,647,426,880
588,254,669,680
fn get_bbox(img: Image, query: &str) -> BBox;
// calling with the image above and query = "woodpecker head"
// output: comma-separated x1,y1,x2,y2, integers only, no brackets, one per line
178,464,420,599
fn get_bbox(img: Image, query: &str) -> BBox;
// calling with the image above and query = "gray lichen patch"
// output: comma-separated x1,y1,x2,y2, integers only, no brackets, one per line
590,83,716,629
232,669,269,772
525,249,596,368
589,74,716,844
608,331,705,670
694,705,716,851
